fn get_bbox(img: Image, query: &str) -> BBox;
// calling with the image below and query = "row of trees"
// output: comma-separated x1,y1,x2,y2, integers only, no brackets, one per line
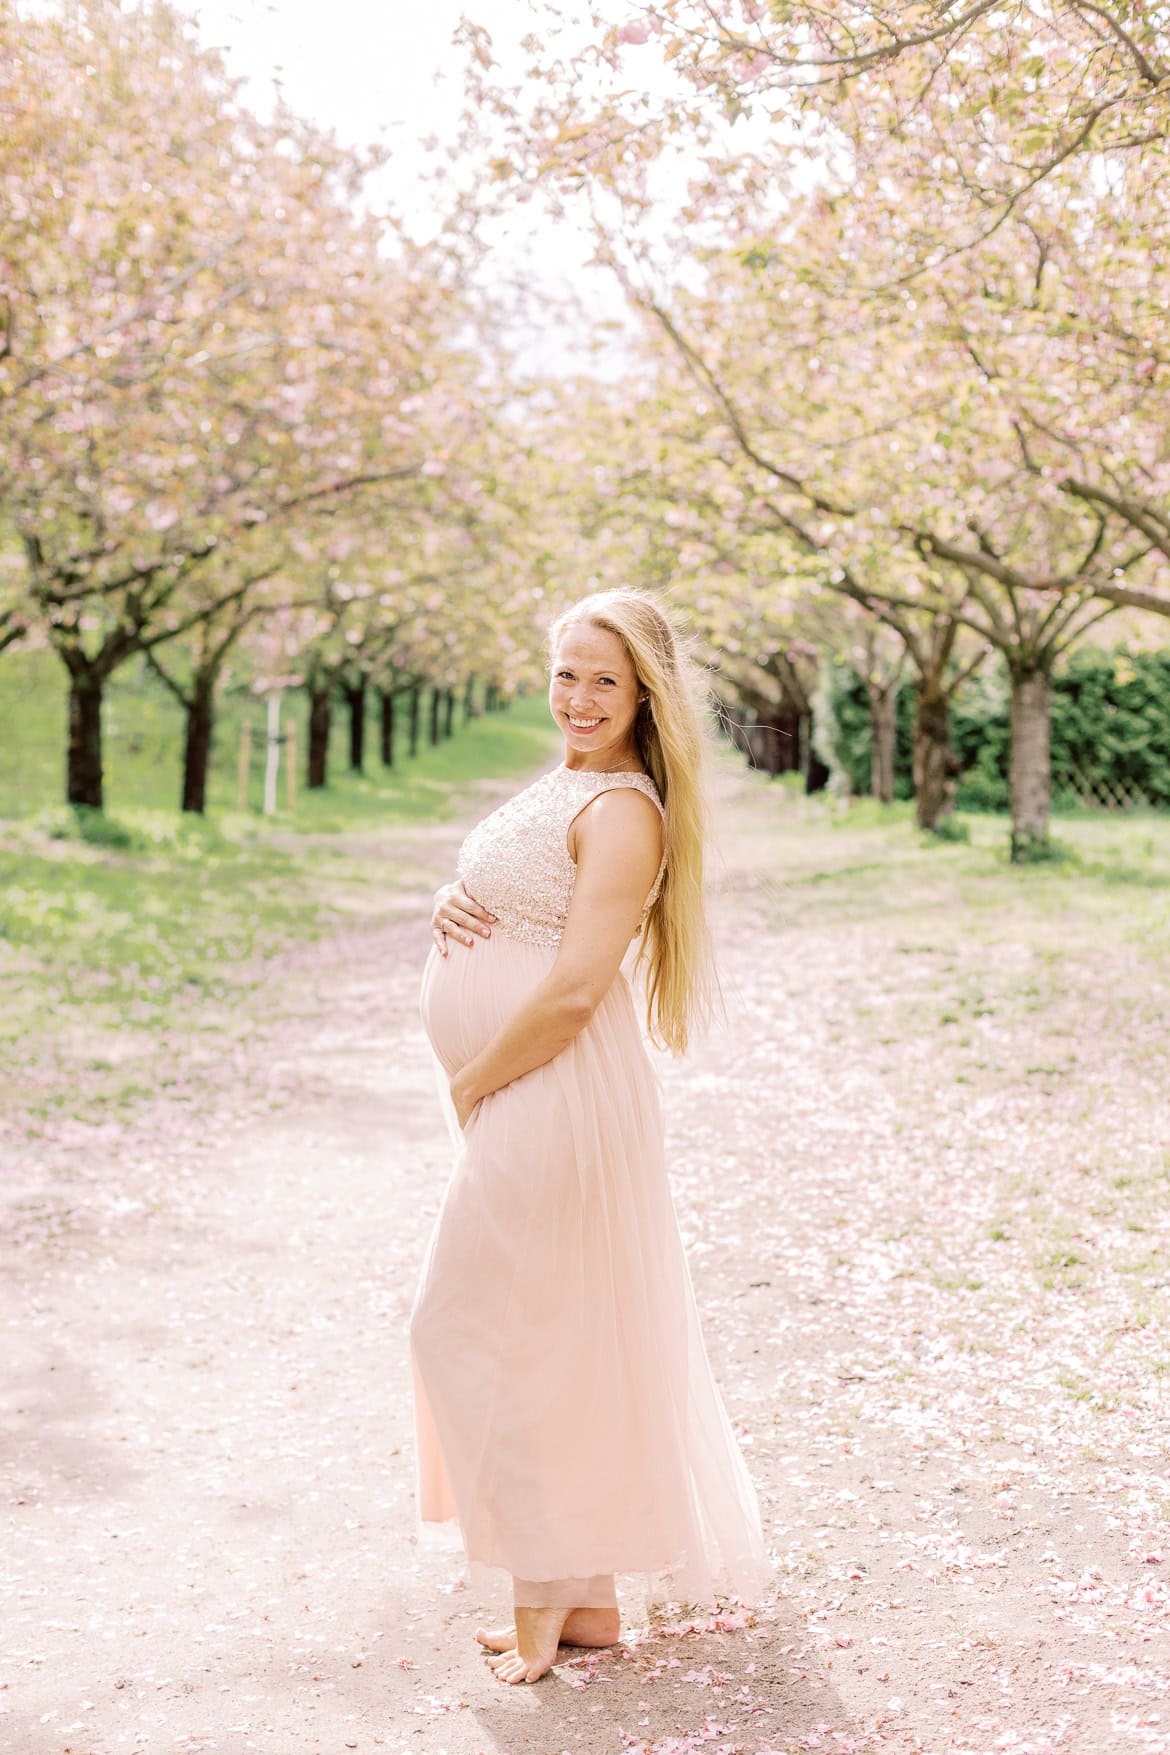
0,0,546,813
463,0,1170,856
5,3,1170,847
827,648,1170,815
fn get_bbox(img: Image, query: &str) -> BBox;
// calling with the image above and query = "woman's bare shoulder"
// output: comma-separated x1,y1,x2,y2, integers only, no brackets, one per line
570,782,663,872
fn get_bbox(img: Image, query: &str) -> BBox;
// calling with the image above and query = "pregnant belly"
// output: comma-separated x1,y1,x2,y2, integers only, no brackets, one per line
419,932,555,1075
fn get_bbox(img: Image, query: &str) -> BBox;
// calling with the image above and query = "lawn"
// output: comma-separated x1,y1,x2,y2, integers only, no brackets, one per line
0,652,561,1133
4,647,1168,1143
0,648,559,824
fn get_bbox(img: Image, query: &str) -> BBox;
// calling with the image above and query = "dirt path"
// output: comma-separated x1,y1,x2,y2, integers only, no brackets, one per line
3,765,1169,1755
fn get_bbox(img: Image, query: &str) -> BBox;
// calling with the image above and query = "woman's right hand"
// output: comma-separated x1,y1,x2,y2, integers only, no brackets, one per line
431,880,498,957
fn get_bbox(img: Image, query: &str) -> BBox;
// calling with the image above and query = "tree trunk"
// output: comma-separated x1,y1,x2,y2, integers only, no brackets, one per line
182,686,214,814
379,689,395,767
868,683,897,805
345,683,365,772
429,685,441,746
307,687,331,789
805,716,830,794
67,673,104,808
1009,665,1051,860
463,676,476,723
912,690,956,831
485,680,498,712
443,689,455,739
761,706,801,774
408,684,421,757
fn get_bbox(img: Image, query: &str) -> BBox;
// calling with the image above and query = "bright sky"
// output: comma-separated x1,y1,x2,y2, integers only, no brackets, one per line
191,0,482,217
188,0,633,373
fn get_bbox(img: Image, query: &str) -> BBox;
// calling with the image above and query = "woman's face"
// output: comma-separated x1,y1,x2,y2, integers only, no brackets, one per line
549,622,642,765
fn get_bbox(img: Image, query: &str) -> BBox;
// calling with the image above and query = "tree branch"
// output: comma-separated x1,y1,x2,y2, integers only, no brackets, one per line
4,234,248,400
1063,1,1166,87
645,299,854,517
1060,477,1170,553
0,609,27,656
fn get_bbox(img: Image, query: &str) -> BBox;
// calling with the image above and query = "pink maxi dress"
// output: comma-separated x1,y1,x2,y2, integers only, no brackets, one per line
410,760,771,1614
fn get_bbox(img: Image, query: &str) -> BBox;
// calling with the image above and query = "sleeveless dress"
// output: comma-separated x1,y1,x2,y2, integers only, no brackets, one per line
409,760,771,1616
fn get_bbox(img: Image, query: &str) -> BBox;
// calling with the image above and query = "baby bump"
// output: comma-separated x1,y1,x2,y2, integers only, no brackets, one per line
419,933,555,1074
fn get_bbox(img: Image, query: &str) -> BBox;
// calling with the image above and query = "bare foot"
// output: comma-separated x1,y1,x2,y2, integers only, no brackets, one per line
475,1604,620,1655
483,1605,581,1684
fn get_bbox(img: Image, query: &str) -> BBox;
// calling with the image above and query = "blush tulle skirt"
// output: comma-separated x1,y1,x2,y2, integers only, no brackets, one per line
409,932,771,1615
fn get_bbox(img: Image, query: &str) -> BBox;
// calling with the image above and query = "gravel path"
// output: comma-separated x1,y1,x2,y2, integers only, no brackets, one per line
3,766,1169,1755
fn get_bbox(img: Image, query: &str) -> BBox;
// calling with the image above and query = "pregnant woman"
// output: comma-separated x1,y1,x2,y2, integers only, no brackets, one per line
410,587,770,1685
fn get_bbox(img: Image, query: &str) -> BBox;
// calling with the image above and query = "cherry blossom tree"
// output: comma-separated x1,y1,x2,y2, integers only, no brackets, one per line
463,0,1169,853
1,1,437,808
511,2,1169,267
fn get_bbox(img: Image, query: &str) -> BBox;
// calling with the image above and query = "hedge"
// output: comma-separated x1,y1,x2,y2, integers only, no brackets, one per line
826,648,1170,811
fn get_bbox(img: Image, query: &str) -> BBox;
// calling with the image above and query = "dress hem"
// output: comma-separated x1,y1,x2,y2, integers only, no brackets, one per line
414,1510,772,1612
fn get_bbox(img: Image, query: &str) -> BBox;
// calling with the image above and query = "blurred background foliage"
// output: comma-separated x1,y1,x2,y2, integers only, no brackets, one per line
825,649,1170,815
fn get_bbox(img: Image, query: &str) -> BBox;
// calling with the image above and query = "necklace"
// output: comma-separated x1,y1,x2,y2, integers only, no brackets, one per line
564,750,644,776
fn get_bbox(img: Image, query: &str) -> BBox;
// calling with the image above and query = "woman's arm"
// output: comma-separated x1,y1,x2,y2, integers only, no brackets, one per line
450,788,663,1124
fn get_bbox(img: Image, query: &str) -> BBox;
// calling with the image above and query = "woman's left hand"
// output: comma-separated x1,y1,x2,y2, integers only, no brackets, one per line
450,1067,481,1130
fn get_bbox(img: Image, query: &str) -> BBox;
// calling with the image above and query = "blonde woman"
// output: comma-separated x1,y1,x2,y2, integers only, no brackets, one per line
410,587,770,1685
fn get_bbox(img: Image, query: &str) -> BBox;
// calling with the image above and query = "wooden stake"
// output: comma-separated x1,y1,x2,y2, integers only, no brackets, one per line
237,721,252,811
285,720,297,811
263,693,280,815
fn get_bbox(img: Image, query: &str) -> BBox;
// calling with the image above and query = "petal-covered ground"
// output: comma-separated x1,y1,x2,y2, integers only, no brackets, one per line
2,761,1168,1755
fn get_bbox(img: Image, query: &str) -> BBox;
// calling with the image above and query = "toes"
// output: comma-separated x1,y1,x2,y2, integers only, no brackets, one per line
486,1646,552,1684
475,1624,516,1653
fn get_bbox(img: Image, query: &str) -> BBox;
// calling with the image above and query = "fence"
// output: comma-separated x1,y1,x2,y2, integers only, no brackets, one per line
1051,765,1159,813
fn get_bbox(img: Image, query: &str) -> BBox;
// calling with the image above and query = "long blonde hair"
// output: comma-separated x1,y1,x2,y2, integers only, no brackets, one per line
546,587,722,1056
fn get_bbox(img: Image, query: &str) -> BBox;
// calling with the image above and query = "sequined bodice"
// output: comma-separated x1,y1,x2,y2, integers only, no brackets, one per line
455,763,667,950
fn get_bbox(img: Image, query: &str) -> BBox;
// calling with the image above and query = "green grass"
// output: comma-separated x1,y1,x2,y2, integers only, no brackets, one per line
719,778,1170,955
5,648,1170,1134
0,648,559,827
0,651,561,1123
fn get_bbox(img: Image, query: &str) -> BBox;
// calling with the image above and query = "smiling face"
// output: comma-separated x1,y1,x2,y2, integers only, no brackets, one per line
549,620,643,770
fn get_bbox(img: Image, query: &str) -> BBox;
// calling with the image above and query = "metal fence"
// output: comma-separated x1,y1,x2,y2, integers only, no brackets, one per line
1051,765,1161,812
